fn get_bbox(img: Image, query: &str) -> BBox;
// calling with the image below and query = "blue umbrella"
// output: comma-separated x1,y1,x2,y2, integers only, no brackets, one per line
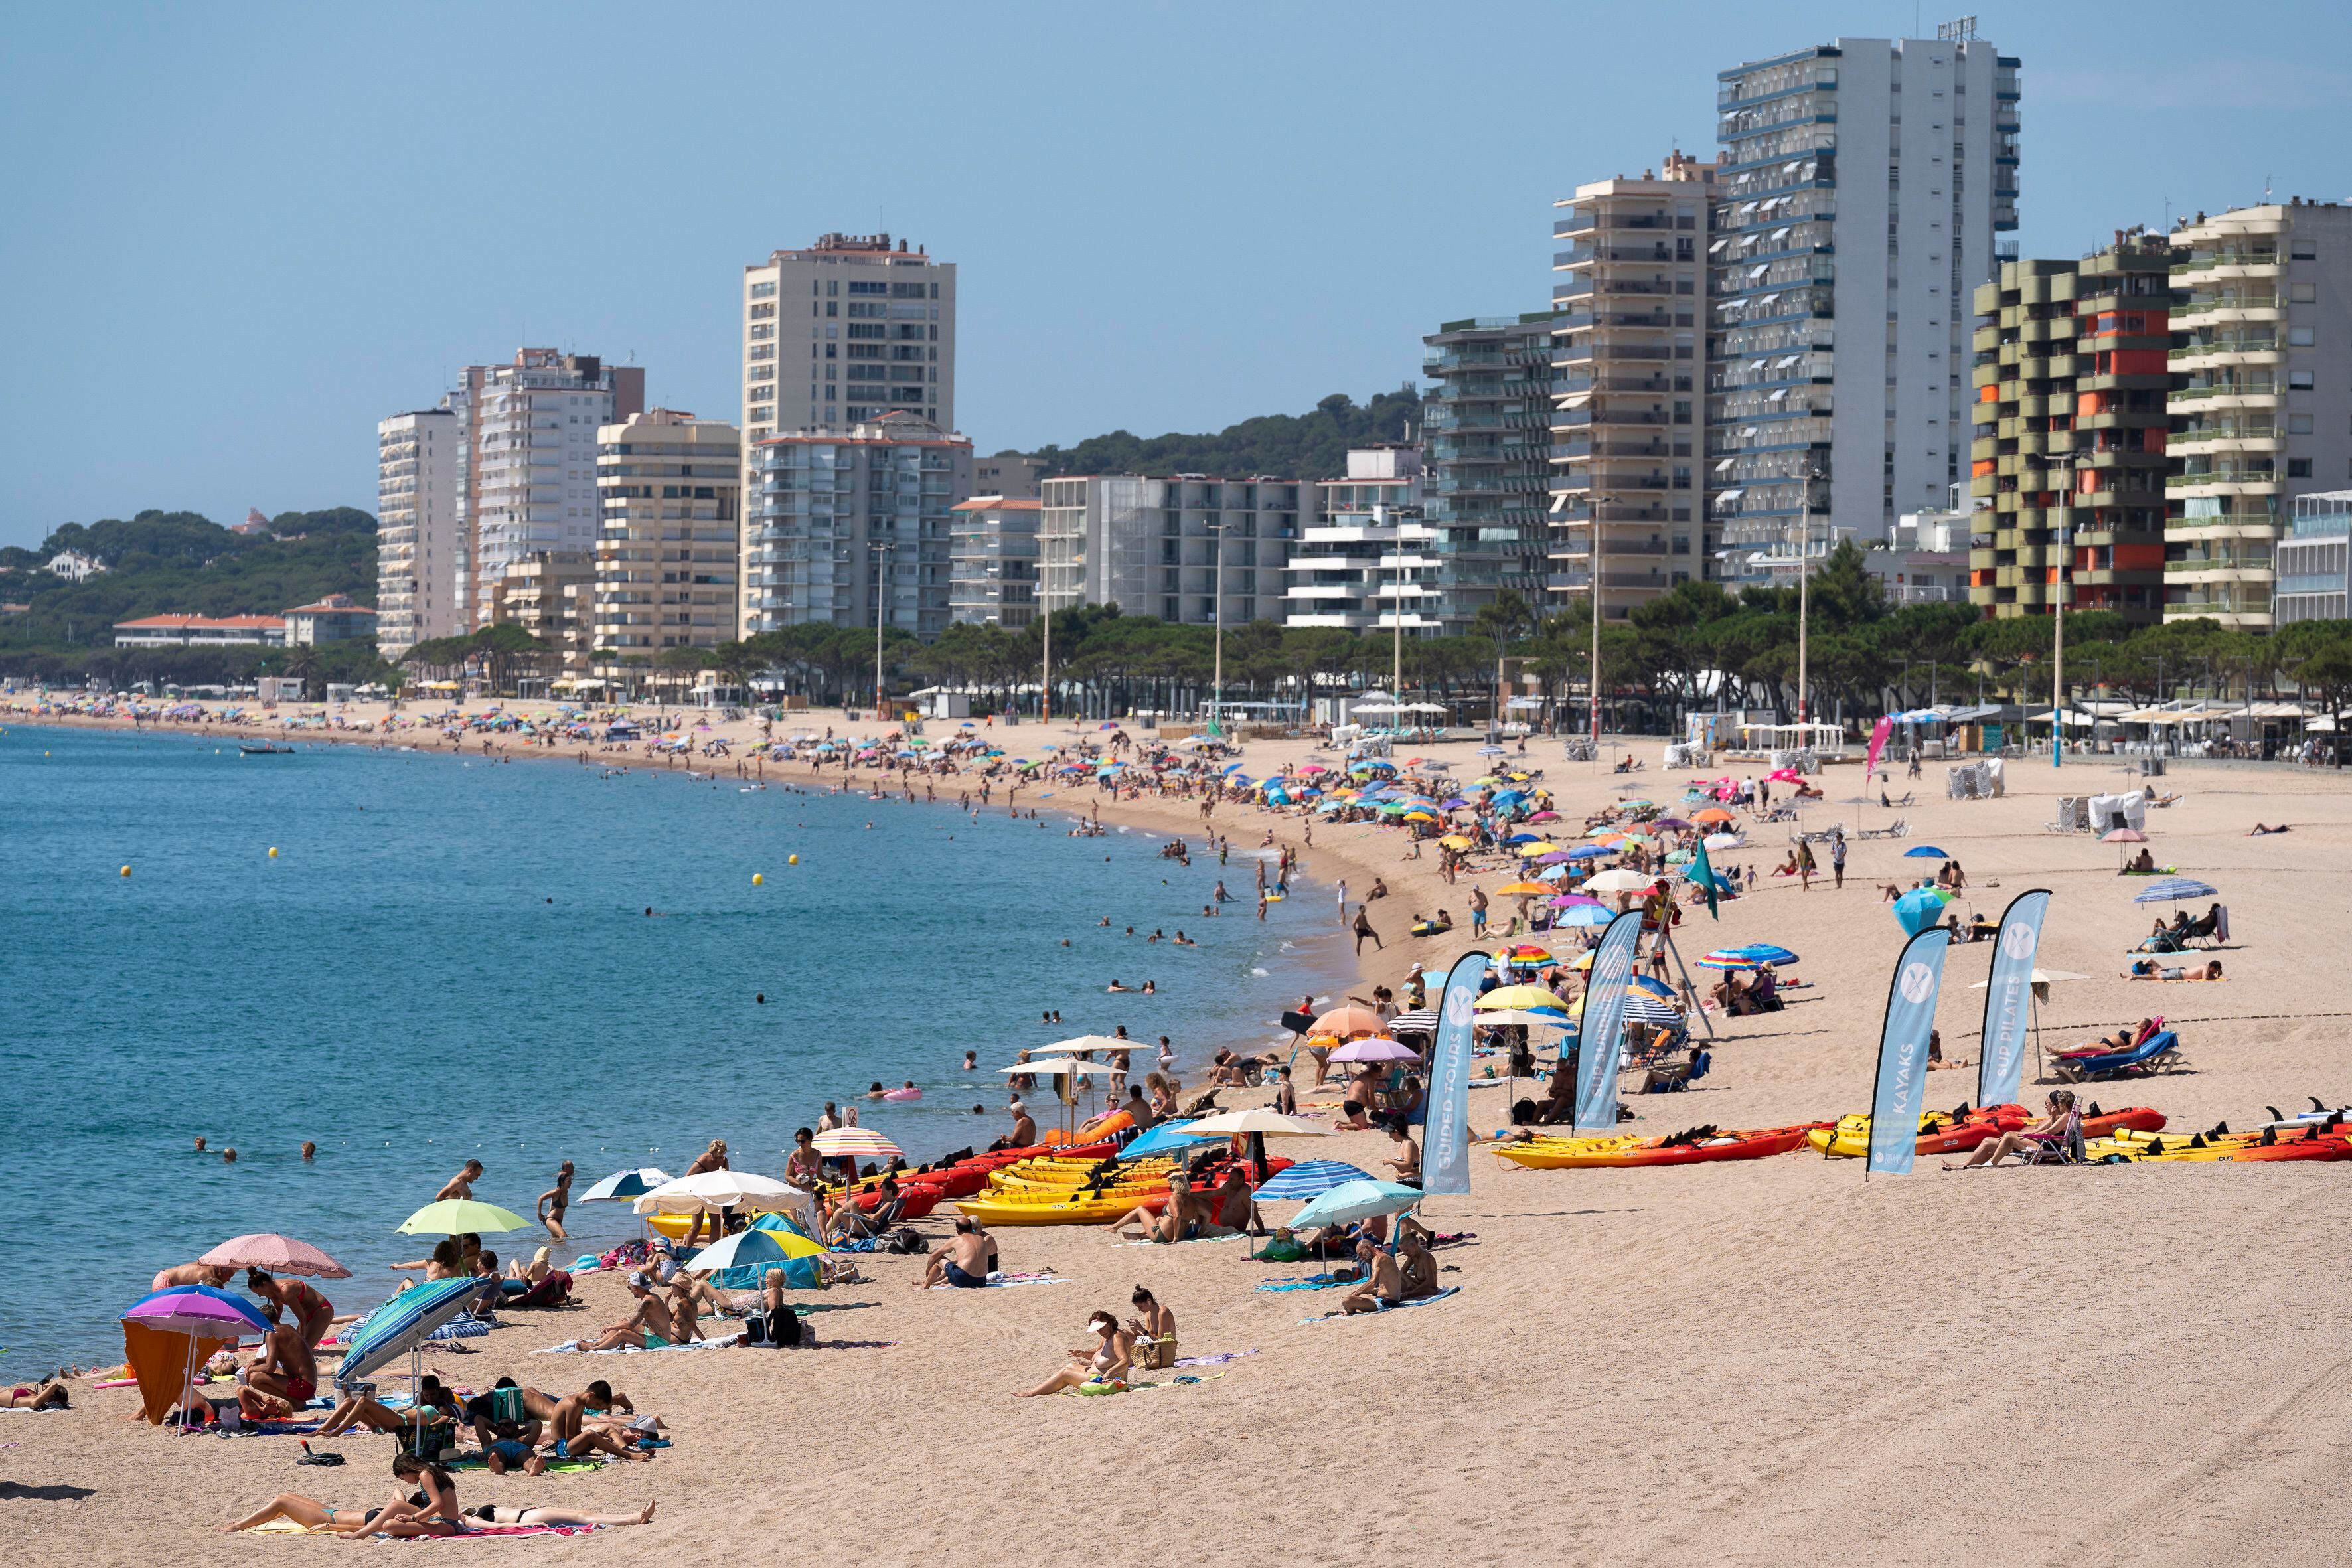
1893,886,1953,936
1735,943,1799,965
120,1284,272,1340
1287,1180,1424,1231
2132,877,2218,904
1119,1119,1211,1158
1565,844,1611,860
1554,904,1615,927
333,1276,494,1391
1253,1160,1374,1203
1903,845,1950,858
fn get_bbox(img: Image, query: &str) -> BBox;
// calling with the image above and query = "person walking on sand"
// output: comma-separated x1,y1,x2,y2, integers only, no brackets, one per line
1830,830,1846,891
1336,878,1348,925
1352,905,1383,955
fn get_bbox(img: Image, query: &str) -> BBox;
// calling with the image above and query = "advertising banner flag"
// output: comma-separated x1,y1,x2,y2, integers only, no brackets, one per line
1420,949,1490,1196
1573,909,1648,1133
1866,927,1955,1175
1976,890,2052,1110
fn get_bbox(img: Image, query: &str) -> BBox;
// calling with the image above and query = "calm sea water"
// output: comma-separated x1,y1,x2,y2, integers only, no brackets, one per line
0,724,1346,1372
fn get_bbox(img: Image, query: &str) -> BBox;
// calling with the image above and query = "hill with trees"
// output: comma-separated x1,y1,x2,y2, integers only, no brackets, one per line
0,507,382,687
1019,386,1422,479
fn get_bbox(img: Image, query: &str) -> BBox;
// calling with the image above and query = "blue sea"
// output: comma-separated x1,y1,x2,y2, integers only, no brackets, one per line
0,724,1347,1372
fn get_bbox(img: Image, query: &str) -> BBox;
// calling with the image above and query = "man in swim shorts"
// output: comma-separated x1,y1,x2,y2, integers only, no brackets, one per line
570,1273,678,1351
916,1218,997,1289
238,1308,319,1417
544,1383,654,1464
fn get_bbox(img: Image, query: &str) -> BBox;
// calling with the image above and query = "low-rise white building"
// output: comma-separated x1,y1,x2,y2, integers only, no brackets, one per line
114,614,287,648
46,550,106,582
1285,446,1438,633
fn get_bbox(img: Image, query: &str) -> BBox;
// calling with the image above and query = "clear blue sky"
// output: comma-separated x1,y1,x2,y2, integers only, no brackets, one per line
4,1,2349,548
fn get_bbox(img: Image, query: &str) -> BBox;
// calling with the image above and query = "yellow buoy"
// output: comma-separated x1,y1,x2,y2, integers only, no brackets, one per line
268,847,279,859
119,865,131,877
751,872,764,886
787,854,799,866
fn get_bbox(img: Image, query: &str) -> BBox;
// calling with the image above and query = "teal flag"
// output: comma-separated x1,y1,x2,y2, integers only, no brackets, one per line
1690,839,1719,920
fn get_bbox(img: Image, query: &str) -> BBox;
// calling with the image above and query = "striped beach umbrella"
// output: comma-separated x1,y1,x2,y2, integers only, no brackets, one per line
812,1127,903,1160
1253,1160,1374,1203
333,1276,493,1391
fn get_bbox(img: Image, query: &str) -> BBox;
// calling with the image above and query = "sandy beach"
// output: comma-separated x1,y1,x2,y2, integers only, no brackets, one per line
9,696,2352,1566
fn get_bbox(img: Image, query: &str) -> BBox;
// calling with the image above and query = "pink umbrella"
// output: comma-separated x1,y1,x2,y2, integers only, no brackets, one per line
2101,828,2149,844
200,1233,351,1279
1327,1037,1421,1063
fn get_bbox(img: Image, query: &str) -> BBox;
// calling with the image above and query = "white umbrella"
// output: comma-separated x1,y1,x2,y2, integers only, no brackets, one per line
633,1170,813,1220
1474,1009,1575,1029
1326,1037,1419,1063
1966,967,2090,989
1182,1109,1330,1138
997,1059,1104,1078
1702,833,1743,852
1582,868,1659,894
1039,1034,1136,1057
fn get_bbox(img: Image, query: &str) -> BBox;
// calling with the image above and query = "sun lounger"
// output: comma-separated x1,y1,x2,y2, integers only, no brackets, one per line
2053,1030,2182,1083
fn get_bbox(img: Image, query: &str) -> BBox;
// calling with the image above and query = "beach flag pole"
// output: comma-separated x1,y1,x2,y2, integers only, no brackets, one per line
1660,928,1716,1041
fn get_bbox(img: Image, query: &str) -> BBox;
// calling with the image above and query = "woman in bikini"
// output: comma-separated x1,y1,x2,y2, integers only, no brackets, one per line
2,1380,68,1409
1014,1311,1134,1397
222,1452,467,1537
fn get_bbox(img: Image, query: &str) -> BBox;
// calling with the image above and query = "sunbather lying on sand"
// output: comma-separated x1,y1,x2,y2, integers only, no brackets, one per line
2126,959,2223,982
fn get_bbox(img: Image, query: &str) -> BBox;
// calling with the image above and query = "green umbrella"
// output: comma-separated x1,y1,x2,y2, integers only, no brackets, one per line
395,1198,532,1235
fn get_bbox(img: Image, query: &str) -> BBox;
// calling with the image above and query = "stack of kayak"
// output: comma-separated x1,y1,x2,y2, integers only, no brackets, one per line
955,1145,1289,1226
2090,1103,2351,1163
1494,1123,1829,1170
1804,1102,2165,1159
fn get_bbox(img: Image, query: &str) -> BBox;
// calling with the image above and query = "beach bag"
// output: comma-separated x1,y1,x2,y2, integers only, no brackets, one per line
744,1306,804,1347
1139,1336,1178,1371
885,1227,929,1255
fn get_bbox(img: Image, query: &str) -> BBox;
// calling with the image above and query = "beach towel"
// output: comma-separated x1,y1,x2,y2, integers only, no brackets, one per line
1297,1286,1460,1326
1256,1275,1350,1293
2217,905,2231,943
982,1272,1065,1288
248,1520,600,1539
1109,1233,1246,1250
533,1332,743,1356
175,1419,324,1437
1058,1372,1228,1397
1170,1349,1259,1368
441,1456,603,1474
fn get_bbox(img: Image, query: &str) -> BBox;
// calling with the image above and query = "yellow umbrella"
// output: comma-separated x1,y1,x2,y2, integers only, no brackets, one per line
1476,984,1563,1011
1515,841,1561,856
1494,880,1550,896
1439,835,1475,850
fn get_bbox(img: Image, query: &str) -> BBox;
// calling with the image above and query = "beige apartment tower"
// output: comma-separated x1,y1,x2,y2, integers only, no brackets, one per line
592,410,742,674
740,233,954,442
2166,201,2352,627
1550,151,1716,618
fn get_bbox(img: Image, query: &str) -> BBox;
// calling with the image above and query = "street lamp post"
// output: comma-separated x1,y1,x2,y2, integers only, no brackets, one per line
1207,519,1226,736
871,537,890,717
2051,517,2069,768
1588,495,1604,749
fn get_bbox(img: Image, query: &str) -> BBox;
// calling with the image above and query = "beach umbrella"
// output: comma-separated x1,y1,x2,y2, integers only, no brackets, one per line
396,1199,532,1236
1571,989,1681,1026
1474,1009,1573,1029
1494,881,1551,897
1693,807,1737,824
1564,844,1612,861
1553,904,1614,927
2132,877,2217,904
679,1226,825,1273
1041,1034,1138,1057
580,1166,674,1203
813,1127,903,1160
1629,975,1678,1002
1182,1108,1331,1138
121,1283,272,1340
1549,892,1607,909
1327,1036,1421,1063
1702,833,1743,852
1500,944,1556,965
1893,886,1953,935
1120,1119,1211,1158
1653,817,1694,831
1440,834,1475,850
1515,841,1563,856
1286,1180,1423,1231
333,1276,494,1392
2102,828,2150,844
633,1170,813,1220
1310,1006,1383,1038
1903,845,1950,858
120,1285,272,1429
997,1059,1104,1079
1477,984,1563,1011
1583,869,1659,895
1967,967,2090,989
1252,1160,1374,1202
197,1233,350,1280
1385,1010,1439,1036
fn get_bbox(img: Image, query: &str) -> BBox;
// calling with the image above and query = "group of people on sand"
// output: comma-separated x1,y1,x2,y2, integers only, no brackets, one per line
1017,1285,1178,1396
223,1425,658,1537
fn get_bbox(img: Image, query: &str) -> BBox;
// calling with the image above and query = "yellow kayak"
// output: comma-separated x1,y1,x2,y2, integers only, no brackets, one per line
955,1189,1164,1226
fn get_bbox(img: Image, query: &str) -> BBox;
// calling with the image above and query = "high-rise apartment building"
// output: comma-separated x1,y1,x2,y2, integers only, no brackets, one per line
1708,32,2019,578
2166,202,2352,628
591,410,741,672
948,496,1045,629
1284,446,1435,633
1967,239,2172,624
740,234,953,443
1037,476,1309,626
375,408,463,655
745,412,973,641
1420,313,1559,623
1549,153,1715,618
975,453,1046,499
456,349,645,627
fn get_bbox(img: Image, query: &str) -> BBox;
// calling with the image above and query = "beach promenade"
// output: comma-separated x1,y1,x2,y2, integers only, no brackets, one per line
7,696,2352,1565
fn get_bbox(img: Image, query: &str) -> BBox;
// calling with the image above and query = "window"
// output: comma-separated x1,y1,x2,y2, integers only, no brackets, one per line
2292,239,2318,260
848,281,888,296
2291,369,2315,388
2290,457,2313,478
2291,327,2317,347
2293,282,2318,303
749,281,775,299
2291,413,2314,434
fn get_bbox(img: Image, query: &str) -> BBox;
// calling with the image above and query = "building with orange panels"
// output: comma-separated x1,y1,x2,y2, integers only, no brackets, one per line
1968,236,2171,624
